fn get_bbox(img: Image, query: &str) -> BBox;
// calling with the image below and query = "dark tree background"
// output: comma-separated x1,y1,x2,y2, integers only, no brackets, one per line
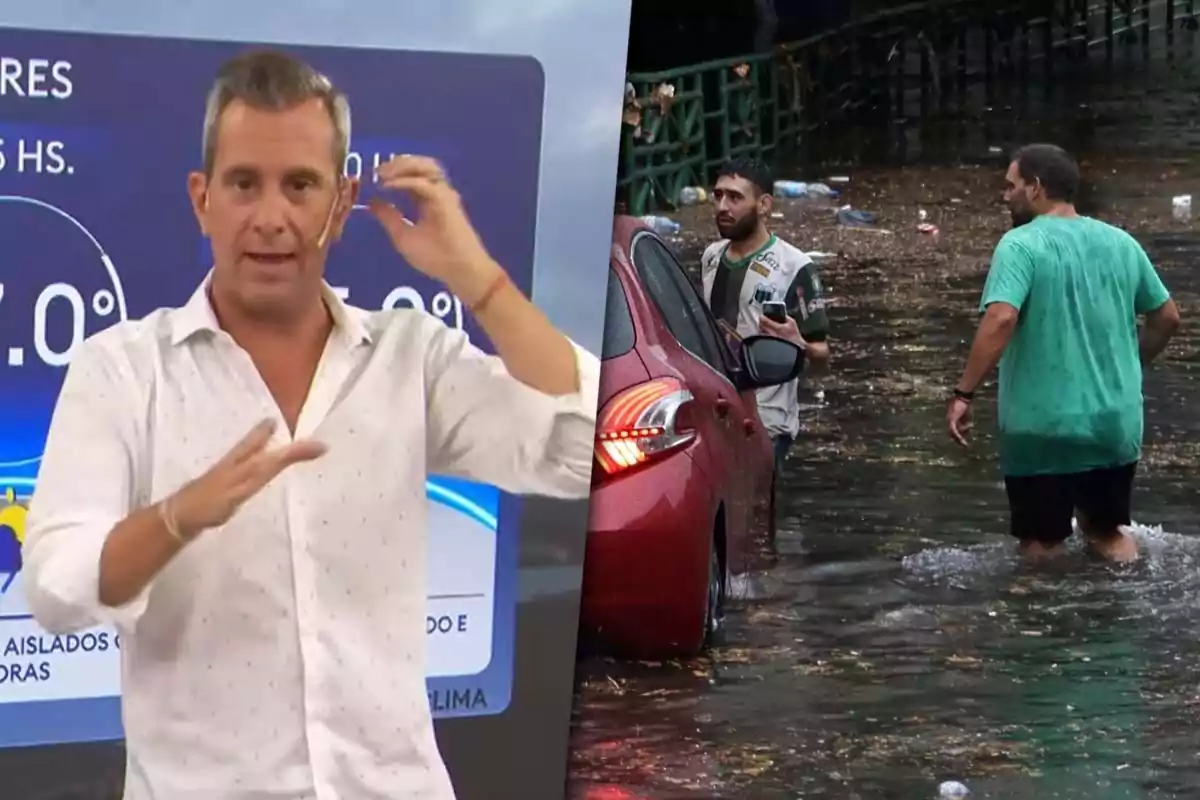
624,0,869,72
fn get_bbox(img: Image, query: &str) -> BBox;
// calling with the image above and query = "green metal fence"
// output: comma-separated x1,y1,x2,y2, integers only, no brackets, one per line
617,0,1199,216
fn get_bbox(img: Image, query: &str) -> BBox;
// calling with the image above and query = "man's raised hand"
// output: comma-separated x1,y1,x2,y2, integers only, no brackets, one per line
167,419,326,540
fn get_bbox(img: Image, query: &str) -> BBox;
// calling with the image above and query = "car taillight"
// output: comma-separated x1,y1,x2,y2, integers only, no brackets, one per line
595,377,697,476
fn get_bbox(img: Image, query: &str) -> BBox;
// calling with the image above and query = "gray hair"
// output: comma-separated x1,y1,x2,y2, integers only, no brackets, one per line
201,49,352,176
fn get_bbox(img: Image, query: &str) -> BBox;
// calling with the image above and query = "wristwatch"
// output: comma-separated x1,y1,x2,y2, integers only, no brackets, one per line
952,387,974,402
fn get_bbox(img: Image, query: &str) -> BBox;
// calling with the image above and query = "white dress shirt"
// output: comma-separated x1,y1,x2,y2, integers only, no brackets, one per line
22,278,600,800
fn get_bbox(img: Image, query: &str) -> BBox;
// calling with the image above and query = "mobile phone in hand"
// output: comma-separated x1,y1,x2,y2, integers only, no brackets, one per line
761,301,788,324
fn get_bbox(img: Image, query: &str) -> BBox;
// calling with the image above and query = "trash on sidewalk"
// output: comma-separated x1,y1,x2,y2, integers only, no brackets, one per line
625,82,677,145
916,208,939,236
1172,194,1192,221
651,82,676,110
639,215,681,235
622,82,641,129
834,206,893,235
773,180,808,198
678,187,708,206
938,780,969,798
772,180,839,199
836,207,878,228
826,175,851,184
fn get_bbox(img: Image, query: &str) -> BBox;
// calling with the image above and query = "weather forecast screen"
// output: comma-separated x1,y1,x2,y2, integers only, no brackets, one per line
0,30,543,746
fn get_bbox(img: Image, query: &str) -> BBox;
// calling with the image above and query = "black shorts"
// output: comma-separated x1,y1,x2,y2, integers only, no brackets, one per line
1004,462,1137,545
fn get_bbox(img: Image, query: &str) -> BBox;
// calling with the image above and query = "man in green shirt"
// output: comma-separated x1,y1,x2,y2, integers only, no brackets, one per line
949,144,1180,563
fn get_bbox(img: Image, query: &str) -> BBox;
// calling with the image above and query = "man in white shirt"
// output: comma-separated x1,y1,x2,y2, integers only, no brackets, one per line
22,50,599,800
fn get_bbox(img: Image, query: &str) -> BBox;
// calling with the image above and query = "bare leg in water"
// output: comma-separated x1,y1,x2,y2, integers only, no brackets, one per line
1017,540,1069,560
1077,510,1139,563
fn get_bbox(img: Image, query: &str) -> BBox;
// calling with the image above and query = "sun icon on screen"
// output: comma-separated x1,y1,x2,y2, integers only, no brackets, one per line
0,487,26,586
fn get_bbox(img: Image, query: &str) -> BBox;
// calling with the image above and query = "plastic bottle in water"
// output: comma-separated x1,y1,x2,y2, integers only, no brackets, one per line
938,780,969,799
1173,194,1192,222
639,215,681,235
678,186,708,206
773,180,808,198
806,182,839,198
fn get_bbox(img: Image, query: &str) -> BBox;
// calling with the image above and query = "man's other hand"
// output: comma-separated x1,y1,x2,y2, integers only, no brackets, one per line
947,397,973,447
758,314,805,347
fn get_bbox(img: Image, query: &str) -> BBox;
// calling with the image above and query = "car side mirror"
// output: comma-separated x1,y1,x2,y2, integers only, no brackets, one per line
738,335,805,388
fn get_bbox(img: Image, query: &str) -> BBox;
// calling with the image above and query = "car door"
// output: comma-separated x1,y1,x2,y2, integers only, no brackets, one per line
641,238,763,569
629,233,753,569
684,267,776,554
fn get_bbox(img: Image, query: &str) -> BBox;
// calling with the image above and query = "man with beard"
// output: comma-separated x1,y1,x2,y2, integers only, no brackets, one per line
701,158,830,474
948,143,1180,563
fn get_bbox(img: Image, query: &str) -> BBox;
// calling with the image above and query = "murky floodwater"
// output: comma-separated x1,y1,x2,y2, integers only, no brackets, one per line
568,53,1200,799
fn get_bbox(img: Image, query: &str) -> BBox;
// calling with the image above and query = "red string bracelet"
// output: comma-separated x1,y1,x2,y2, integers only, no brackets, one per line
469,272,510,315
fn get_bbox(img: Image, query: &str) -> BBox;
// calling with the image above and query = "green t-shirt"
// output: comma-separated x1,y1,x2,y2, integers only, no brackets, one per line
979,215,1171,476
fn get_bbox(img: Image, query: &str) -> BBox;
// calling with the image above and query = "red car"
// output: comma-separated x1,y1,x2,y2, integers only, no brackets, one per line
580,215,802,657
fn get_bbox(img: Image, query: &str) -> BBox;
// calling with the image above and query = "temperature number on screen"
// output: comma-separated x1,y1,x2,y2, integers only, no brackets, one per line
332,285,466,330
0,281,119,368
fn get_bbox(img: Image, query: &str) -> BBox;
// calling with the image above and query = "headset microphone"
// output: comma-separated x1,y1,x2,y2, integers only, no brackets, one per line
315,182,343,250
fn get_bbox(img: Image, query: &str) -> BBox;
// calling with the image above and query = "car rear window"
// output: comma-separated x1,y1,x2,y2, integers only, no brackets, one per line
601,267,636,360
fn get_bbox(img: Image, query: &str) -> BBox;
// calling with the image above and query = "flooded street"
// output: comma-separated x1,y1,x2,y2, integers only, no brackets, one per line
568,57,1200,799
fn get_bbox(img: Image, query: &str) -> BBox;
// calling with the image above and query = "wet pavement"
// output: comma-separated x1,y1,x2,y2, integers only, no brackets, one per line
567,57,1200,799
